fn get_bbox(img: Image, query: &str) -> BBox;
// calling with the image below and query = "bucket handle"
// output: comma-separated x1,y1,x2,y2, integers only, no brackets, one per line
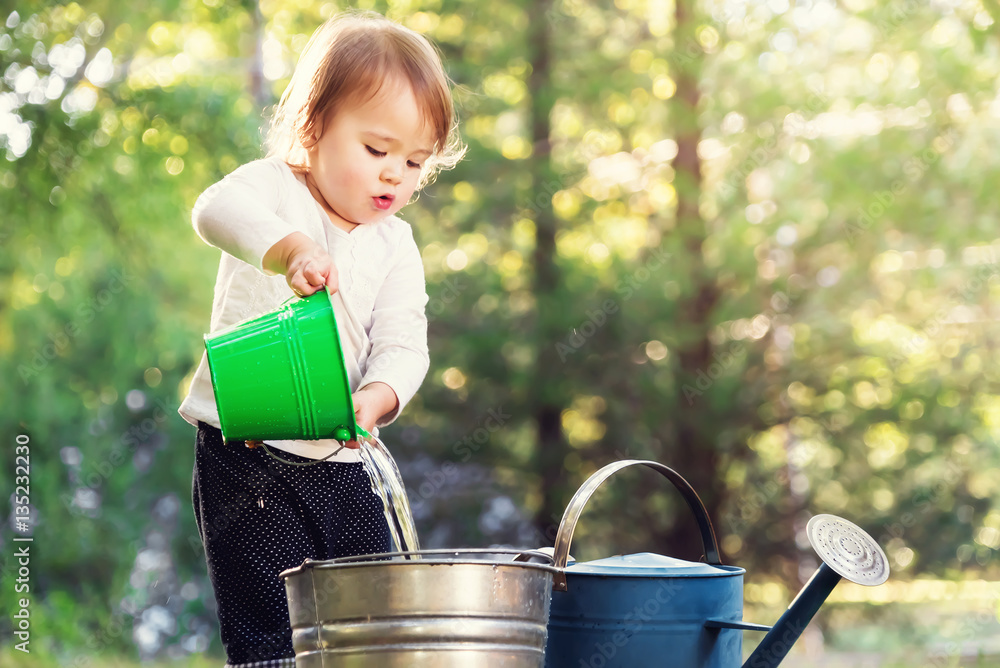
551,459,722,592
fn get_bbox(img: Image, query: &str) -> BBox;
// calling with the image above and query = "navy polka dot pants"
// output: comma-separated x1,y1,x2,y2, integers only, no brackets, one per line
192,422,391,666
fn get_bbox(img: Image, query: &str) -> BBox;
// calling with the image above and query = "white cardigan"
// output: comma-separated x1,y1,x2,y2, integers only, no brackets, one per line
178,157,430,461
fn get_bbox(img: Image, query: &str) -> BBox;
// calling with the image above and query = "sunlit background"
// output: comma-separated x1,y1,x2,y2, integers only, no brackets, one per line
2,0,1000,665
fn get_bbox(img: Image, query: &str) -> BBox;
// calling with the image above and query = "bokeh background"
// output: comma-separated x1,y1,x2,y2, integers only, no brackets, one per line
2,0,1000,665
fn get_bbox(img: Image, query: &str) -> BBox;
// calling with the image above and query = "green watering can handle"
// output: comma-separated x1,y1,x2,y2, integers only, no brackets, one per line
257,425,372,467
551,459,722,592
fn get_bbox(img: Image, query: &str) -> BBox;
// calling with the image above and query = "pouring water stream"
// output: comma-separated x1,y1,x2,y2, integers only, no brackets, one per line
357,435,421,555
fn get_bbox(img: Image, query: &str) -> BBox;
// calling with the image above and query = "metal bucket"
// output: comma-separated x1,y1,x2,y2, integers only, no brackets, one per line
280,549,557,667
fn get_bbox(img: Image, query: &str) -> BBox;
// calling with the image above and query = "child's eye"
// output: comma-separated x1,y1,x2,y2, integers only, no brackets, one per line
366,146,386,157
407,160,422,169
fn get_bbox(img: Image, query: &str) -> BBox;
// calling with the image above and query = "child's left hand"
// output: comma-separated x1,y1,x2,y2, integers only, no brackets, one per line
344,382,399,449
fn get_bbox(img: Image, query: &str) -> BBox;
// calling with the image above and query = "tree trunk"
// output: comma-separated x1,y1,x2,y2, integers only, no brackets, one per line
249,1,266,109
659,0,724,562
526,0,570,546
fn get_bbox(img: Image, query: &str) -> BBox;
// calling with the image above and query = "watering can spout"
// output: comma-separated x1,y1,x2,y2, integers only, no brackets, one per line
740,515,890,668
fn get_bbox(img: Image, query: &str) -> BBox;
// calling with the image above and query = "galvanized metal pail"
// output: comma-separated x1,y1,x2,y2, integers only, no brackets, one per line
280,549,557,668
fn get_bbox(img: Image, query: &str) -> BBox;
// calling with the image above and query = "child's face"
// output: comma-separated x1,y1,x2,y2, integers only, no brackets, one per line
306,80,436,231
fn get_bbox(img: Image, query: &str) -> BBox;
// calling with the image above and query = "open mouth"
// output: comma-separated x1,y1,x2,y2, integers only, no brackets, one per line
373,195,394,211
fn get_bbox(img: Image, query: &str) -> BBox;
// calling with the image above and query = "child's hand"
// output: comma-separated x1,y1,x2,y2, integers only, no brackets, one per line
263,232,339,296
343,382,399,449
286,242,338,297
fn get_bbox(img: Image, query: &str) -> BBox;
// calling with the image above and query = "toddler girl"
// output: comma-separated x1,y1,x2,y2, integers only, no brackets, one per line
178,10,464,666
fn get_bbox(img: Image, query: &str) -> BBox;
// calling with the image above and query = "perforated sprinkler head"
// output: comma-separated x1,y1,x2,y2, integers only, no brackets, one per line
806,513,889,586
743,514,890,668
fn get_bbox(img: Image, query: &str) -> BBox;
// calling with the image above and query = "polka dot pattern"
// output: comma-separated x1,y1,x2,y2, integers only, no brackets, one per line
192,422,390,665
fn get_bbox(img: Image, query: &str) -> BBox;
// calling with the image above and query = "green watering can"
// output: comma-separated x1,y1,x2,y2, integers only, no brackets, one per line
203,288,370,445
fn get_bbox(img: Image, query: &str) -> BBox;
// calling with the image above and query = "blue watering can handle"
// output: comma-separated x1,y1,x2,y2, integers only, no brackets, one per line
551,459,722,592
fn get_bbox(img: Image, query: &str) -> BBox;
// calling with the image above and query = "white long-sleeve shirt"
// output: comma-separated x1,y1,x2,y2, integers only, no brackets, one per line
178,157,429,462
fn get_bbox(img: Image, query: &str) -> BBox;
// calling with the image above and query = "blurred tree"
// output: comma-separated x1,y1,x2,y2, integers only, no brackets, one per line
3,0,1000,663
0,0,269,659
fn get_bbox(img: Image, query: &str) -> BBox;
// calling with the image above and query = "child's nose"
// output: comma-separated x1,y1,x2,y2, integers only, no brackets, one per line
381,162,403,185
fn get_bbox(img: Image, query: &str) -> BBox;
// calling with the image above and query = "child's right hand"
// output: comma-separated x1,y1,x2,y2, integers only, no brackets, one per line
263,232,339,296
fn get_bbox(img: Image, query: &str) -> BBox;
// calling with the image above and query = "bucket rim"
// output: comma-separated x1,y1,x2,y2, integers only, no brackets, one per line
280,548,560,579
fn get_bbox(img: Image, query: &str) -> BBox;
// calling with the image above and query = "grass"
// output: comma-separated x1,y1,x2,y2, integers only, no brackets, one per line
5,595,998,668
781,655,999,668
0,649,224,667
4,647,999,668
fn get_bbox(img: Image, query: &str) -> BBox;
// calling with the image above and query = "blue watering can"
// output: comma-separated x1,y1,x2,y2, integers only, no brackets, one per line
544,460,890,668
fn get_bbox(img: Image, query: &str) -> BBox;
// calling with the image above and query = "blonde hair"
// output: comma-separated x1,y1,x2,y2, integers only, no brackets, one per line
266,11,465,189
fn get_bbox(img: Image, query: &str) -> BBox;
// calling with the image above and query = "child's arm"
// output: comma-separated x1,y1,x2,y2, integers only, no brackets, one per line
357,226,430,428
193,160,337,295
193,160,298,271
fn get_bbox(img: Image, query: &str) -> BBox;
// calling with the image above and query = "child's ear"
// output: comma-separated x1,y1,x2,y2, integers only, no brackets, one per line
299,121,320,149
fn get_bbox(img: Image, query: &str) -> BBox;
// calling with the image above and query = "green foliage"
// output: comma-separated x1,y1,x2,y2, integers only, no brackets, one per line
2,0,999,663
